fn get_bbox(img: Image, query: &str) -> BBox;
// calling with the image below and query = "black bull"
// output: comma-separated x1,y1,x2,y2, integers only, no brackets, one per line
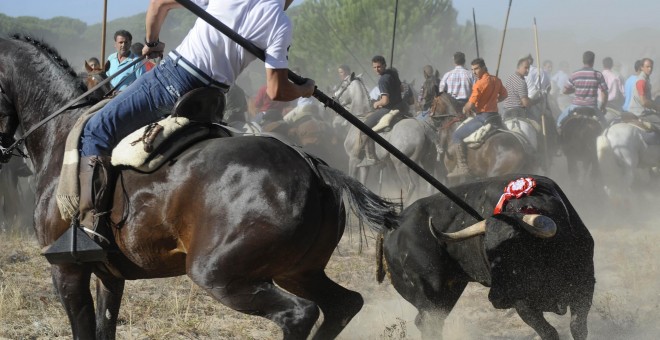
379,174,595,340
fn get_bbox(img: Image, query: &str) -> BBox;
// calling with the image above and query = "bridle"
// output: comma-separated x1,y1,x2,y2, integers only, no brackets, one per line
0,56,146,162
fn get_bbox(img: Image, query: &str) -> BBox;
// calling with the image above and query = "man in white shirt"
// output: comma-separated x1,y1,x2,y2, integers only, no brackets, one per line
78,0,315,240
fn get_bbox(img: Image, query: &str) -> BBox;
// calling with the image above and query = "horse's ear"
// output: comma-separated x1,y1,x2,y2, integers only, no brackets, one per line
84,61,92,73
104,60,111,72
350,72,356,81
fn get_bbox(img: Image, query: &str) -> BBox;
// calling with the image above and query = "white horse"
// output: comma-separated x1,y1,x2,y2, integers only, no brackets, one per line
597,122,660,197
333,73,372,133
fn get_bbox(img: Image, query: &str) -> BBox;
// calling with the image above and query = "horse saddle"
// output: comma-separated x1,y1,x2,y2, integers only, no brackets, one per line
504,117,539,151
110,87,230,173
616,112,655,132
372,109,403,132
459,116,501,149
569,106,598,117
111,116,231,172
172,87,226,124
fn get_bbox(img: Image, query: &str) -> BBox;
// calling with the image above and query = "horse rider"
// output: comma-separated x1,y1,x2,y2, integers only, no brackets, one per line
356,55,408,167
439,51,475,112
556,51,608,129
502,57,531,120
447,58,508,178
524,54,551,123
601,57,625,111
78,0,315,244
623,59,643,112
105,29,146,92
628,58,660,131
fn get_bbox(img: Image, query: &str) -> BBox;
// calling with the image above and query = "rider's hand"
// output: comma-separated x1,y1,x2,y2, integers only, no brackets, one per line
142,42,165,59
300,78,316,98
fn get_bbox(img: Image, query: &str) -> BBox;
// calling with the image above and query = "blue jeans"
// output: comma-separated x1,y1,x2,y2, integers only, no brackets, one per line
81,56,208,156
452,112,499,144
556,104,605,128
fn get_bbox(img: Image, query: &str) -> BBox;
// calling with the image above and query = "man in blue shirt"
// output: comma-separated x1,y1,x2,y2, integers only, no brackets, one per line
623,60,642,112
106,30,146,92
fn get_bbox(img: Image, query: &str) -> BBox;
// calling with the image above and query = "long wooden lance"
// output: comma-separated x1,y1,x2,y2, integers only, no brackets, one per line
473,8,480,58
101,0,108,61
495,0,513,77
390,0,399,67
174,0,484,221
533,17,549,168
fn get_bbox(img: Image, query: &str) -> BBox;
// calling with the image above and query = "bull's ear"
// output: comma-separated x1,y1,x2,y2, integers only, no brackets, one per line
104,60,111,72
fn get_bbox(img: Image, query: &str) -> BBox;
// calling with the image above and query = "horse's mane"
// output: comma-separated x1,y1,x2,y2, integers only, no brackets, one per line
10,33,81,83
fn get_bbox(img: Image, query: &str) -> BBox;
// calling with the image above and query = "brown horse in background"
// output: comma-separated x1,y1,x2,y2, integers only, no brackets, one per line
0,35,399,339
83,59,112,100
429,93,536,184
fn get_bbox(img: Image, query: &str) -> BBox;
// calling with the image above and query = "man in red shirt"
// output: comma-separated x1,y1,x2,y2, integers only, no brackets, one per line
448,58,508,178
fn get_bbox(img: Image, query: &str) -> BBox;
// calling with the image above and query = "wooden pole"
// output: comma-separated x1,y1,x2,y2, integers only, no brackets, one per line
174,0,485,221
390,0,399,67
101,0,108,62
533,17,549,171
473,8,480,58
495,0,513,77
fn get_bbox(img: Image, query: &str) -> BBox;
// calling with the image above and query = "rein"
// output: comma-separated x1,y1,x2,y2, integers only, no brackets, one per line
0,55,146,160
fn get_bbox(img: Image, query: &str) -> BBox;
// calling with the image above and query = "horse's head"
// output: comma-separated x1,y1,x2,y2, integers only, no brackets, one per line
84,61,111,99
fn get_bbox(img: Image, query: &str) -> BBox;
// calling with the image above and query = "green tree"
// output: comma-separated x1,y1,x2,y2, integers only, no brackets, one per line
290,0,473,87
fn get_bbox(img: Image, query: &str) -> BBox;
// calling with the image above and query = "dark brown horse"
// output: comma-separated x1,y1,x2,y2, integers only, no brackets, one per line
559,109,603,186
429,93,536,184
83,59,112,101
0,35,398,339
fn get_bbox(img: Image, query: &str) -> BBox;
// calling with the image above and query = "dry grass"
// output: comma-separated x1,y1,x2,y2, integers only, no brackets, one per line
1,210,660,339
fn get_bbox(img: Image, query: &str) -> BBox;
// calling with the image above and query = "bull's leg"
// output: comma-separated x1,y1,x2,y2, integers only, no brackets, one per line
569,289,593,340
51,264,96,339
514,301,559,340
190,276,319,340
95,275,125,340
276,271,363,340
415,280,467,339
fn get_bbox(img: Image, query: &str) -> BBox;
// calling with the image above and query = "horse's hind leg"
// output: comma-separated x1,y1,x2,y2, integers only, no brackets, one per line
276,271,363,340
95,275,125,340
193,277,319,339
51,264,96,338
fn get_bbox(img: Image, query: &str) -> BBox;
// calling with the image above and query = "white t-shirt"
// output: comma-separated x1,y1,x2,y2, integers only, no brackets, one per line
175,0,292,86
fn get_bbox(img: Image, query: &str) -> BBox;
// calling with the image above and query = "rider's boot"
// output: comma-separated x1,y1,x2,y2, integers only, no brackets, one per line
447,143,470,178
357,137,379,167
79,155,116,246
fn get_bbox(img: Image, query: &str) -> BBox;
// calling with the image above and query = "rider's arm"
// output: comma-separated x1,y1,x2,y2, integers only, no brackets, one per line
521,97,531,107
373,93,390,109
638,79,658,111
143,0,180,57
266,68,315,102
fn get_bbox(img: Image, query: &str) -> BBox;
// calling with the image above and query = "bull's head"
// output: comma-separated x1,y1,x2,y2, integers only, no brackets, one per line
429,213,557,242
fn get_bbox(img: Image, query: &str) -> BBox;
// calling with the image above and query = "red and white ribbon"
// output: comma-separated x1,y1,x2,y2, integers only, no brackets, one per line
493,177,537,214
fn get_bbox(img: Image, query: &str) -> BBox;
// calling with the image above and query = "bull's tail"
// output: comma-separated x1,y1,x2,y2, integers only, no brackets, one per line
317,164,400,233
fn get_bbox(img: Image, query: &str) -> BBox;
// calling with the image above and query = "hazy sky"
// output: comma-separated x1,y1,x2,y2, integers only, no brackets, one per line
0,0,656,38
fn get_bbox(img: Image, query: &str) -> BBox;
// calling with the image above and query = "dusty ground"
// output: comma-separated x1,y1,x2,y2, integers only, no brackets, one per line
1,160,660,339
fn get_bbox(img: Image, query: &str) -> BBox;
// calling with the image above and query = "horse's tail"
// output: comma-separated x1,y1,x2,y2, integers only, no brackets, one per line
317,164,400,232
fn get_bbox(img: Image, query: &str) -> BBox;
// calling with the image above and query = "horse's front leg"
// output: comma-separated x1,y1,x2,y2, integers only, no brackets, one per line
51,264,96,339
95,275,125,340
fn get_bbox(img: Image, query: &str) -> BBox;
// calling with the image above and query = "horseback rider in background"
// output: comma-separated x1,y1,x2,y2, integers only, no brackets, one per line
447,58,508,178
356,55,408,167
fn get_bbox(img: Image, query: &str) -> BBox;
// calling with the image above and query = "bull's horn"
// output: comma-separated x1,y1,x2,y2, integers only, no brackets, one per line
429,217,486,242
521,214,557,238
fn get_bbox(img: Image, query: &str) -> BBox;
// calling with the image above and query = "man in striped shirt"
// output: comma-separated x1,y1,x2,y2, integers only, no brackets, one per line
502,57,531,119
440,51,475,112
556,51,608,128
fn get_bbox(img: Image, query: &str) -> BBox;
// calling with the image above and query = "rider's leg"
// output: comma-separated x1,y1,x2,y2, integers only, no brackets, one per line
357,108,388,167
78,155,115,244
447,117,481,177
557,104,575,128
